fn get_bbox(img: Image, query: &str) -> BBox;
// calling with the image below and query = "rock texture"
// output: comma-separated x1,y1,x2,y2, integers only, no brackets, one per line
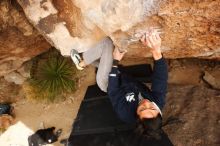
17,0,106,56
203,71,220,90
0,77,22,103
0,0,50,77
17,0,220,59
168,58,220,85
111,0,220,59
164,85,220,146
157,1,220,59
0,115,14,130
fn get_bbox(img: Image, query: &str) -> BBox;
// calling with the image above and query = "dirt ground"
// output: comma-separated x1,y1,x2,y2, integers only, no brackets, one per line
0,58,220,146
0,66,96,146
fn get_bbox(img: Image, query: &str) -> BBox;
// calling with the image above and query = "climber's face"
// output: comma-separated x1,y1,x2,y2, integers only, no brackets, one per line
137,99,159,119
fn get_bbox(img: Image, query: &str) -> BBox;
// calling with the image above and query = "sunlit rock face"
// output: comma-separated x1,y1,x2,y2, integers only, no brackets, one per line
0,0,50,77
74,0,162,34
16,0,220,60
17,0,106,56
111,0,220,59
17,0,163,56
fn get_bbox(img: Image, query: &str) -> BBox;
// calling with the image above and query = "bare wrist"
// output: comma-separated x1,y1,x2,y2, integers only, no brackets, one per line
152,50,162,60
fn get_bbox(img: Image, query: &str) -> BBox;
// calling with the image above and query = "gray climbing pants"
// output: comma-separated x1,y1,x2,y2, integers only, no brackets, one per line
83,37,114,92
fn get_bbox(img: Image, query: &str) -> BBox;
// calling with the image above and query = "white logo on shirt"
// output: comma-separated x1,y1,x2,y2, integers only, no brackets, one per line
125,92,136,102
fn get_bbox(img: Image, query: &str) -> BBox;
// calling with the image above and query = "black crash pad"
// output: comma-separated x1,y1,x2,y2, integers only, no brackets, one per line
84,84,107,101
67,129,173,146
84,64,152,100
66,63,173,146
118,64,152,83
72,97,134,135
95,64,152,83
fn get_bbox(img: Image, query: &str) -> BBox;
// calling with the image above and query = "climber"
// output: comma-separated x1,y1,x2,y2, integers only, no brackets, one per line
71,37,115,92
107,29,168,140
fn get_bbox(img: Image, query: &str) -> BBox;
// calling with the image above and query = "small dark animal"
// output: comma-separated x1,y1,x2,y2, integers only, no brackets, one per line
28,127,62,146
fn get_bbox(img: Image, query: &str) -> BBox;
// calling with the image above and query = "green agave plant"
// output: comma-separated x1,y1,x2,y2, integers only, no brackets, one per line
31,53,76,101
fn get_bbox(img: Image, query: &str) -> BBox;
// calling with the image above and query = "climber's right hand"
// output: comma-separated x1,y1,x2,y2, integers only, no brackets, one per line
141,29,162,60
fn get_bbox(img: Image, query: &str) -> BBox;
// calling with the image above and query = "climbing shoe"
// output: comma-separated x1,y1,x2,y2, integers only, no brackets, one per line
70,49,84,70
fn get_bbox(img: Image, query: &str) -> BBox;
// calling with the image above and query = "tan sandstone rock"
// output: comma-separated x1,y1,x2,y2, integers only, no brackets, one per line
203,71,220,90
0,1,219,76
17,0,220,60
17,0,106,56
0,115,14,130
111,0,220,59
0,0,50,77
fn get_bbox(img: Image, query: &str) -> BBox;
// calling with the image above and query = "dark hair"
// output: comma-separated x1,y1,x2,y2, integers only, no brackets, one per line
136,114,163,140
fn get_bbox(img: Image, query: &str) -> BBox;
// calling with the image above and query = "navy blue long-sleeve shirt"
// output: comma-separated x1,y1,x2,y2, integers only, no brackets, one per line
107,58,168,123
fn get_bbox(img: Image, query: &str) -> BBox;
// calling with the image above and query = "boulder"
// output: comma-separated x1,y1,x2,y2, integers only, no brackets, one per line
168,68,202,85
164,85,220,145
17,0,106,56
0,115,14,130
4,71,26,85
17,0,220,59
203,71,220,90
0,77,22,103
17,60,32,78
0,0,50,77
